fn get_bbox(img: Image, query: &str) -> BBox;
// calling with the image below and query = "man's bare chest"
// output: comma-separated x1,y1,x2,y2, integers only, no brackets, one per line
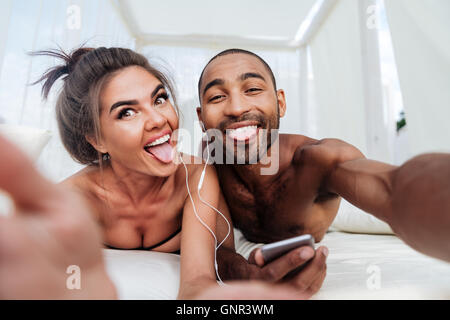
219,166,340,243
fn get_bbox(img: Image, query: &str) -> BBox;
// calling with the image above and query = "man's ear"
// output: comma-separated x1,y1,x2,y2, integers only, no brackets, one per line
196,107,205,132
276,89,287,118
85,135,108,154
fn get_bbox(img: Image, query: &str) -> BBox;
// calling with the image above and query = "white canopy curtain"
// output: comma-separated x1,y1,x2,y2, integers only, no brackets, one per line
384,0,450,156
308,0,369,156
0,0,135,182
301,0,399,163
0,1,13,84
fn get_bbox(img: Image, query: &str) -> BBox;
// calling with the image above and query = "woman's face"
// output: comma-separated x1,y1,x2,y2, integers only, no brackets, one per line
96,66,179,177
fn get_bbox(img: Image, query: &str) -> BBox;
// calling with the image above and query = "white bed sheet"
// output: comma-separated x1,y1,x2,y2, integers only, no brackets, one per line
102,231,450,300
103,249,180,300
313,231,450,299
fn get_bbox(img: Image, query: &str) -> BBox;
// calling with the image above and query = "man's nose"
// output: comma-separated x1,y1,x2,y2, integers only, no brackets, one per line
224,93,251,118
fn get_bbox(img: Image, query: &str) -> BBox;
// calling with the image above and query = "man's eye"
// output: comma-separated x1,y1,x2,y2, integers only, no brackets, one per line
246,88,262,93
209,95,224,102
118,108,136,119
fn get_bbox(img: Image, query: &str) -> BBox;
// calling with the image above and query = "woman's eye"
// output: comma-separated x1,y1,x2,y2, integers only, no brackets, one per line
118,108,136,119
155,97,166,105
155,93,169,106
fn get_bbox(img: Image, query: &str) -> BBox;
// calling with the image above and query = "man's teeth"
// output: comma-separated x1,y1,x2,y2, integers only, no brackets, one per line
228,125,258,133
145,134,170,147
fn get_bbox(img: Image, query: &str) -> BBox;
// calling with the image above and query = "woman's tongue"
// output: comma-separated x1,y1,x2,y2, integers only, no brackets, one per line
146,142,173,163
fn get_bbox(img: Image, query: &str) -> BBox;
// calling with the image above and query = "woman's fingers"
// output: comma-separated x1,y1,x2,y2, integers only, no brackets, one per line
0,134,55,212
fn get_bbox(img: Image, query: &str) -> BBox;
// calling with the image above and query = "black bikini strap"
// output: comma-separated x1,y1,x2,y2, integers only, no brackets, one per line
104,226,182,251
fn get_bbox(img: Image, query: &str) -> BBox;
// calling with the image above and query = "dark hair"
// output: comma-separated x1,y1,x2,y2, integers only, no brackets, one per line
31,46,178,165
197,48,277,102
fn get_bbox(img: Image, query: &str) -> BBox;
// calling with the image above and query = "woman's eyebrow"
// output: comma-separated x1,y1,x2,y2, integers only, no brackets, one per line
151,84,165,98
109,100,138,114
109,84,165,114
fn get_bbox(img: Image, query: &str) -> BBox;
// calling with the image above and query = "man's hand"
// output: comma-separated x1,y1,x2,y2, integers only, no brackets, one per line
217,243,328,299
0,134,116,299
246,246,328,297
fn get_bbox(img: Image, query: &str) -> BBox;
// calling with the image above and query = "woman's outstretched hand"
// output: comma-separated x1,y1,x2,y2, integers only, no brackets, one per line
0,134,116,299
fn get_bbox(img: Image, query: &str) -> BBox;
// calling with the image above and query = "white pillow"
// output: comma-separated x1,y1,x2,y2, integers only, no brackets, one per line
0,124,51,162
330,199,394,235
0,124,52,216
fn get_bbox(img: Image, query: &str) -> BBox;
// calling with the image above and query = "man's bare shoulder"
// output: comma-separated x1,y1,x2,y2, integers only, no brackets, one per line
280,133,318,148
290,136,365,166
279,134,318,158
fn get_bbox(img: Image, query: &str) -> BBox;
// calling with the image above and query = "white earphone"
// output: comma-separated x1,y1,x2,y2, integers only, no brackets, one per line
178,121,231,284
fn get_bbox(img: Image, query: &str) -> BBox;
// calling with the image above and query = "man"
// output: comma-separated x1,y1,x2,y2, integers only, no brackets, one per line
196,49,450,282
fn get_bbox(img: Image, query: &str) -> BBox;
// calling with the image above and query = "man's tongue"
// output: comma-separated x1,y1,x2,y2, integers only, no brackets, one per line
147,142,173,163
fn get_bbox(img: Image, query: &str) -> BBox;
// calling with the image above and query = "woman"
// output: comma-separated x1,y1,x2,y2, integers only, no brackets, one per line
32,47,232,299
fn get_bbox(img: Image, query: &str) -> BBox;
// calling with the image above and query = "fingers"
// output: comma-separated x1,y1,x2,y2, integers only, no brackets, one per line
248,248,265,266
259,246,315,282
286,246,328,292
0,134,54,211
307,265,327,296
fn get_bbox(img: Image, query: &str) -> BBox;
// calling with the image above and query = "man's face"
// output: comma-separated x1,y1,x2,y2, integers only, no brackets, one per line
197,53,286,163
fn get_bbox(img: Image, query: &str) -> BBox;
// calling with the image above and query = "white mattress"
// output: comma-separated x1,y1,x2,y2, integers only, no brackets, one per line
103,231,450,300
313,231,450,299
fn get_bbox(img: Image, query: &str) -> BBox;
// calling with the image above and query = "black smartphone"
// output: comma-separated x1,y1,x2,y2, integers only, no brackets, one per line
261,234,315,263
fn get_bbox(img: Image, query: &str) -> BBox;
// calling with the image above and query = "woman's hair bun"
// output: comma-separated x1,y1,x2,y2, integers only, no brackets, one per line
30,47,94,99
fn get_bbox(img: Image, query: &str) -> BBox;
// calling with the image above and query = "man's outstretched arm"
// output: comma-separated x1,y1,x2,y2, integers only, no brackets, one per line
314,139,450,262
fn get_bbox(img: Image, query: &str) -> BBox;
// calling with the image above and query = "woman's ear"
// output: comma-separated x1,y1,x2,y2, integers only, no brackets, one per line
276,89,287,118
85,135,108,154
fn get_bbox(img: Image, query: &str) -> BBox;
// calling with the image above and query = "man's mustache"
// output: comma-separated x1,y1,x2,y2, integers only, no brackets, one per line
218,113,267,132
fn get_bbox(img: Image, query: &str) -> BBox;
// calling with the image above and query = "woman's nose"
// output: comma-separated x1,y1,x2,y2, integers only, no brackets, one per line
144,108,167,131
